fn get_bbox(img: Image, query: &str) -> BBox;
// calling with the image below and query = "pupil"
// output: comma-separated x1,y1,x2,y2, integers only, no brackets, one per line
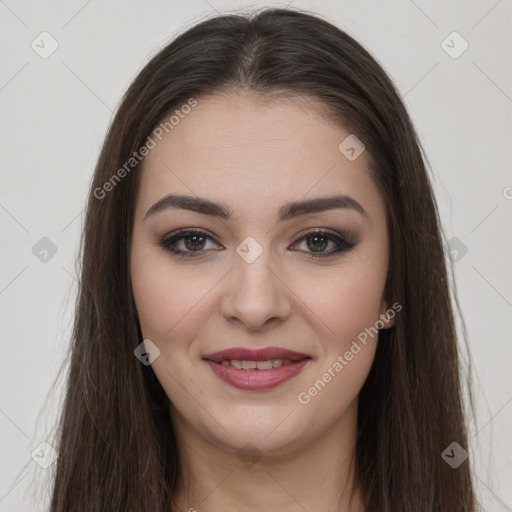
308,235,327,252
185,235,205,251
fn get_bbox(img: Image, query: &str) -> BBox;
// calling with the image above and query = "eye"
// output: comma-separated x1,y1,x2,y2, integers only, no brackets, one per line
291,228,358,258
159,228,359,258
159,229,221,258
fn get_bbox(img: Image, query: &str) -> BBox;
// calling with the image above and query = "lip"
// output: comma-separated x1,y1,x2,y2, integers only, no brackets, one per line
202,346,311,391
202,346,309,363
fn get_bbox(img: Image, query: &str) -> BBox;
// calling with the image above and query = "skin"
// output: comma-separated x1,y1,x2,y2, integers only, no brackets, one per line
130,91,395,512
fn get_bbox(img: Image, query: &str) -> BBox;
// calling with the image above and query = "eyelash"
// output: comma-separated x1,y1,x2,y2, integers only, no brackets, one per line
158,228,359,259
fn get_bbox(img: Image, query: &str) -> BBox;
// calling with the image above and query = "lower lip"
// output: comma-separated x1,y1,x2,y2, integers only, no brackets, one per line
205,359,311,390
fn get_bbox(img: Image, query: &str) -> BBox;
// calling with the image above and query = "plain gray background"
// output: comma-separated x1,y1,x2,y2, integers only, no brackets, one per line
0,0,510,510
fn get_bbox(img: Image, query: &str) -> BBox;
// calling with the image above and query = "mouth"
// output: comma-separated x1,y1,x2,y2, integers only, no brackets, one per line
202,346,311,390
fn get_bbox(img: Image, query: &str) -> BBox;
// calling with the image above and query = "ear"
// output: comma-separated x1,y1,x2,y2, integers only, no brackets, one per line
377,298,397,329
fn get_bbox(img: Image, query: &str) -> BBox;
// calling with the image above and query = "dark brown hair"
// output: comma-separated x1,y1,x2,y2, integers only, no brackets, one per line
42,7,477,511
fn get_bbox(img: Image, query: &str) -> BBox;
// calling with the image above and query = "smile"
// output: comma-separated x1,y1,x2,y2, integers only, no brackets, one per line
219,358,292,369
202,346,311,390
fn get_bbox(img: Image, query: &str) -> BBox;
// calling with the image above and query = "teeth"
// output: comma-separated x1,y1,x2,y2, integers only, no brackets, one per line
219,359,296,370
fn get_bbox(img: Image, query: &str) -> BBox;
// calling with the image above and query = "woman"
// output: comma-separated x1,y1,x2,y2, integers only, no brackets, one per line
47,7,477,511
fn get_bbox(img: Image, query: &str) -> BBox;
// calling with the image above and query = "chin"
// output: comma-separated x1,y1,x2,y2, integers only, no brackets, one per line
197,405,318,456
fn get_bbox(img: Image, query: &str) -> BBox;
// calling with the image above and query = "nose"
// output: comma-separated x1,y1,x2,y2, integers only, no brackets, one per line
220,246,293,331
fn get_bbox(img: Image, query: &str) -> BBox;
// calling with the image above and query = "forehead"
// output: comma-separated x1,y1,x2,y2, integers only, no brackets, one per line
136,93,385,224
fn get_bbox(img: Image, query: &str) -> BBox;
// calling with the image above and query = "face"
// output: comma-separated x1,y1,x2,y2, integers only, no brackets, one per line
130,92,394,456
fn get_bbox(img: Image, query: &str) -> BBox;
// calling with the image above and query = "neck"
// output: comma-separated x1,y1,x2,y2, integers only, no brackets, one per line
171,398,365,512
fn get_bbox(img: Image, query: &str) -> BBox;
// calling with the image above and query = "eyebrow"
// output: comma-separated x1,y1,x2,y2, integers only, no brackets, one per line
143,193,371,223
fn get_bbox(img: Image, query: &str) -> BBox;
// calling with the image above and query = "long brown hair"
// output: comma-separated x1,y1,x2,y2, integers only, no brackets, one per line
43,7,478,511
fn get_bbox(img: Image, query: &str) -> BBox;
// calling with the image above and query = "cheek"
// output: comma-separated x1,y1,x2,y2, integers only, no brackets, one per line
295,262,387,351
293,268,384,424
130,249,205,342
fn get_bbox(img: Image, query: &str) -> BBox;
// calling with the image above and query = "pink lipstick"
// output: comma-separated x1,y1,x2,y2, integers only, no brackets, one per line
202,346,311,390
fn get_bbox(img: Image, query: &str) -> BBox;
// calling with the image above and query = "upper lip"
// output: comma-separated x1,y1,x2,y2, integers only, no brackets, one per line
202,346,310,363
